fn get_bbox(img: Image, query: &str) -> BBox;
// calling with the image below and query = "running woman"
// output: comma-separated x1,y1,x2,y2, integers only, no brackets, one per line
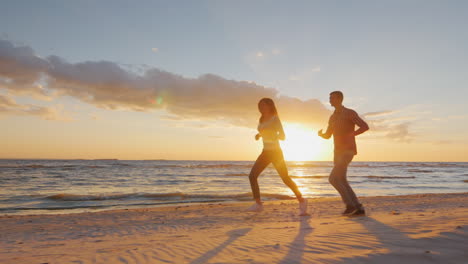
246,98,308,216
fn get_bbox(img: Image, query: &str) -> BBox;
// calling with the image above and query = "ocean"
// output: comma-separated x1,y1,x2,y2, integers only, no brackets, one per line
0,159,467,215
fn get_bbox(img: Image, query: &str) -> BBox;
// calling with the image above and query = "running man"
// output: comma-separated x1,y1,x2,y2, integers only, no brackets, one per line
318,91,369,216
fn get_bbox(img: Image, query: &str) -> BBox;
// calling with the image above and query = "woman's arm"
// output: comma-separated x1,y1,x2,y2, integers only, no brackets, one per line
276,116,286,140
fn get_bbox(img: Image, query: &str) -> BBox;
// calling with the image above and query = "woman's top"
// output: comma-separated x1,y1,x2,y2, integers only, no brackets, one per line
257,115,285,150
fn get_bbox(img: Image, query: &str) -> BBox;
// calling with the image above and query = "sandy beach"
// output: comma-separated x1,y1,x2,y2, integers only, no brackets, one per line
1,192,467,264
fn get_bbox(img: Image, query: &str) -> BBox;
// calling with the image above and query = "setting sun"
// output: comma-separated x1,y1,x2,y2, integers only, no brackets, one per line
281,123,328,161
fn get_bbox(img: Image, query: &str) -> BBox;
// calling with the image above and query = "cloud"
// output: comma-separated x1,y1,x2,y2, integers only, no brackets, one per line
0,93,72,121
363,110,395,118
26,104,73,121
151,48,159,53
384,122,413,142
0,39,330,127
0,93,16,108
0,40,51,100
0,39,424,144
363,108,422,143
1,39,429,144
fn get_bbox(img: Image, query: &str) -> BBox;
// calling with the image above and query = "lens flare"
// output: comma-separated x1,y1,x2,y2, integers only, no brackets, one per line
150,96,163,105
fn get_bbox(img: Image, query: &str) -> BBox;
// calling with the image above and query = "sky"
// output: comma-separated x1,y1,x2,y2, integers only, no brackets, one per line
1,0,468,161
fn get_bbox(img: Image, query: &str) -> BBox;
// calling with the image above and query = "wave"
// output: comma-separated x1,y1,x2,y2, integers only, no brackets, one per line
1,193,293,212
0,164,50,169
2,161,467,170
349,163,468,168
47,192,191,201
0,204,116,211
150,162,468,169
223,173,330,178
44,192,294,202
288,164,333,168
46,193,145,201
290,175,329,179
183,164,251,169
0,164,107,169
408,169,434,173
290,175,416,179
224,173,249,176
366,175,416,179
183,163,330,169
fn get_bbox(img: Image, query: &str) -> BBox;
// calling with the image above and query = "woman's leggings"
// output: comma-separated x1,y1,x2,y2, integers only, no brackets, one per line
249,149,302,200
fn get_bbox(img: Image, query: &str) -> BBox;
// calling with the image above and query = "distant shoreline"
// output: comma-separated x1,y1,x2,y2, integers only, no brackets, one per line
1,158,468,162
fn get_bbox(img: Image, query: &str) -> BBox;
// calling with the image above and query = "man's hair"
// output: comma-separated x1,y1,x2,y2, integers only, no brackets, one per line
330,91,344,102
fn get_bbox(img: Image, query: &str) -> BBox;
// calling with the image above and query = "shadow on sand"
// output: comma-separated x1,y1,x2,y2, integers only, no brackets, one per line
189,227,252,264
343,216,468,263
279,215,313,264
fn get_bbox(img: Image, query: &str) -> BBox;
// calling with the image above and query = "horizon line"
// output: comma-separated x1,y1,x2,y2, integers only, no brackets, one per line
0,158,467,163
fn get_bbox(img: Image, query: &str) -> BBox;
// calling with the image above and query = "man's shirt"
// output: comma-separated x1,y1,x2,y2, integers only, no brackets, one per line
328,106,368,155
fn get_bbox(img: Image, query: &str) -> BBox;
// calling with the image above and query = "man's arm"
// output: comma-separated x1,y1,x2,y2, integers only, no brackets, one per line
318,116,333,139
351,111,369,136
318,126,333,139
